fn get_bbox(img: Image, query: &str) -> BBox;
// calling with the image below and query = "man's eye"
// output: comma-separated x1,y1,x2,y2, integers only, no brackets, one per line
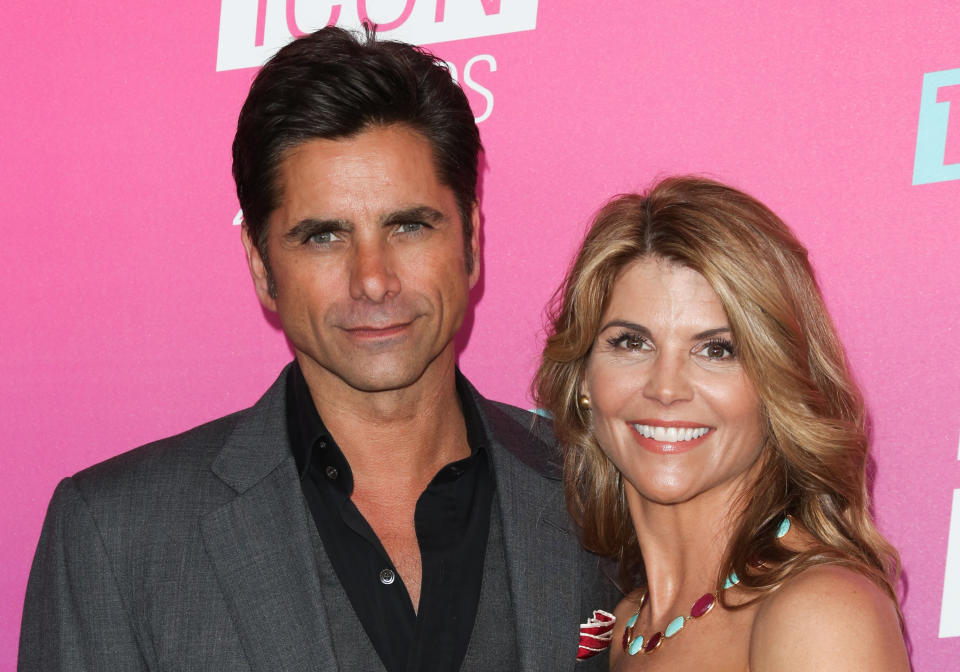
307,231,341,245
396,222,425,234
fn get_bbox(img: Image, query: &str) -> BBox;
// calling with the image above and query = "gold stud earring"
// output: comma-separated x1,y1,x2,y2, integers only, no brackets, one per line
577,394,591,410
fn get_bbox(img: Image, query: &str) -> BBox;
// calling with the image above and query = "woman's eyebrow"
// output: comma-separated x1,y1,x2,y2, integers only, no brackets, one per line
692,327,732,340
598,320,652,338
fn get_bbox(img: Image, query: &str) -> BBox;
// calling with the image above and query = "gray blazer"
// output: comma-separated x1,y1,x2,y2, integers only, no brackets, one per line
19,367,620,671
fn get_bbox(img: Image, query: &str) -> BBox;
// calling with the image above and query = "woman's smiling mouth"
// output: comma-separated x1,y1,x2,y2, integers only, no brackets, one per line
629,421,713,454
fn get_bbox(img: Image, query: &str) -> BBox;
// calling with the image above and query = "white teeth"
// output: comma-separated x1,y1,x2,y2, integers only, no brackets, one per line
633,424,709,442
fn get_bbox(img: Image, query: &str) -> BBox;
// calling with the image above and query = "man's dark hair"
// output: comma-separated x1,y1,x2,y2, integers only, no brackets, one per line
232,26,482,281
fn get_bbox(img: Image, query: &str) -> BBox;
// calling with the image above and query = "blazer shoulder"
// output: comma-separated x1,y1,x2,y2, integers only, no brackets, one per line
481,399,563,480
71,407,246,495
70,365,292,500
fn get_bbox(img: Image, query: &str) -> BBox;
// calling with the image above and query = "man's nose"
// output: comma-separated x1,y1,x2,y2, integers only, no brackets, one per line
349,239,401,303
642,353,694,406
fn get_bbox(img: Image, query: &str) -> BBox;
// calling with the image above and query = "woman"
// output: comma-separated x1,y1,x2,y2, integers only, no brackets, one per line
536,177,910,670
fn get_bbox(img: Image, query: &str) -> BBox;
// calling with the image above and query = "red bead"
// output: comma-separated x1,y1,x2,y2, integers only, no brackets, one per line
690,593,716,618
621,626,630,651
644,631,663,652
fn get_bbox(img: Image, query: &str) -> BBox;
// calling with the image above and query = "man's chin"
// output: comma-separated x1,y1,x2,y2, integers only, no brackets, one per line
341,372,421,394
317,358,440,394
296,338,458,394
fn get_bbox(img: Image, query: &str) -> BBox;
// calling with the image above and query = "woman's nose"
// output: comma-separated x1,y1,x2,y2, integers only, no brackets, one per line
642,354,694,405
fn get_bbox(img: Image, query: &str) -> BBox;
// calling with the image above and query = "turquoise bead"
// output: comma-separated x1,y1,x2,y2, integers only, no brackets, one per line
664,616,685,638
626,611,638,628
628,634,644,656
723,572,740,589
776,517,791,538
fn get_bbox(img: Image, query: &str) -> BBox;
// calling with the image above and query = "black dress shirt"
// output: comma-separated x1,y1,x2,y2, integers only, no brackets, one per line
286,362,494,672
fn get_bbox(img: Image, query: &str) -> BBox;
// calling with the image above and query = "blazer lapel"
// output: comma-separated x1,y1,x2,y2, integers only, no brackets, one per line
478,398,582,672
200,368,338,671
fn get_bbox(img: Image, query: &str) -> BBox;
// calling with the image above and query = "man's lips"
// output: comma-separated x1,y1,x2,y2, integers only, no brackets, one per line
340,321,414,339
628,420,713,454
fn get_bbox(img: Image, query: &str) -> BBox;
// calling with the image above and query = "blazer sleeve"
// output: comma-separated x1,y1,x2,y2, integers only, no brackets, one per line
19,478,149,672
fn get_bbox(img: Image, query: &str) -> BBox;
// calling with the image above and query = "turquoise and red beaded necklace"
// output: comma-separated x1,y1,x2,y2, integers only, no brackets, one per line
622,517,791,657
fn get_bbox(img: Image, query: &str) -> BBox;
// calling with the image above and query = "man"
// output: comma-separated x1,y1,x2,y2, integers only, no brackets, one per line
19,27,619,671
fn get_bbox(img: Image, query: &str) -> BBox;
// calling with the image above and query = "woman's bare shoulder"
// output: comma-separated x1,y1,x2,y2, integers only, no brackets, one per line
749,564,909,671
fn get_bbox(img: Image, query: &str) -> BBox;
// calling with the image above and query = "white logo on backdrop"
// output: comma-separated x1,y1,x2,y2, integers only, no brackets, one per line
939,430,960,637
224,1,515,225
229,48,496,228
217,0,538,72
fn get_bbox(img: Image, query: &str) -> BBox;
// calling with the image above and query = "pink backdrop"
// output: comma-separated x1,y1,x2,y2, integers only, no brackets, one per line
3,2,959,669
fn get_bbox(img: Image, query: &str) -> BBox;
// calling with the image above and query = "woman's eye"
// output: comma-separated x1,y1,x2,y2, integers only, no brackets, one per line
697,340,735,360
607,333,650,351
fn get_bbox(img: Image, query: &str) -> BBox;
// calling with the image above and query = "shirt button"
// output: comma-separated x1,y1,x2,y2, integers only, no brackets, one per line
379,569,396,585
324,465,338,480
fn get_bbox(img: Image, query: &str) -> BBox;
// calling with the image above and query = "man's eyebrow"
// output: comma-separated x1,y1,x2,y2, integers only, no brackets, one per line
284,218,349,241
381,206,446,226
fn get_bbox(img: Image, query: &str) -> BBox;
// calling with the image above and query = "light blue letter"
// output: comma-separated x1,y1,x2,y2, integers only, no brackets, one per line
913,67,960,185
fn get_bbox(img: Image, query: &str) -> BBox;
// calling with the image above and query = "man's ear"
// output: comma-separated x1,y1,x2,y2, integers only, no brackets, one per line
468,203,481,289
241,225,277,312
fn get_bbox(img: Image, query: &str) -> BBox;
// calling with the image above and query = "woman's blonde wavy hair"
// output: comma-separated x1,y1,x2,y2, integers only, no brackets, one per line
533,176,900,609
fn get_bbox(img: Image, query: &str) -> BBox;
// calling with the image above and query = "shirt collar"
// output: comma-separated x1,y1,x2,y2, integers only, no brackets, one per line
285,360,489,484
